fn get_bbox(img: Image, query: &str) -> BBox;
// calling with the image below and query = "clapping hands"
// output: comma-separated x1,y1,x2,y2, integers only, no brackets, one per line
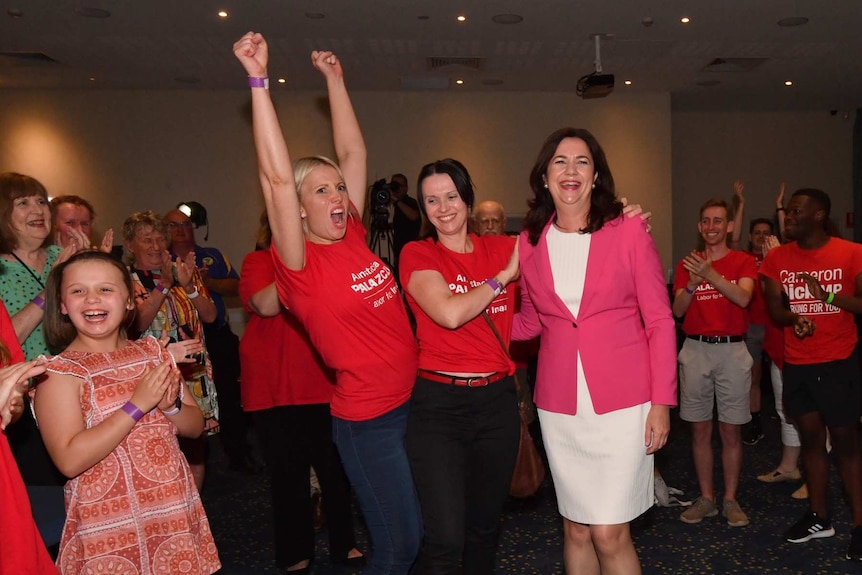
0,361,47,430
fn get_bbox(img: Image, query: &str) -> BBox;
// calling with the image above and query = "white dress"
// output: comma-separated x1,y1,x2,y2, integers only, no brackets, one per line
538,225,653,525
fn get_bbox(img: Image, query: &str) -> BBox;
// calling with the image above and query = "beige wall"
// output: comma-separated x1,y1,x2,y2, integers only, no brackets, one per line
6,90,855,275
0,89,673,268
672,110,855,269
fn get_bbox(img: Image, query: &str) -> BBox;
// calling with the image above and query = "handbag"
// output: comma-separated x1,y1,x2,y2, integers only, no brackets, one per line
479,312,545,498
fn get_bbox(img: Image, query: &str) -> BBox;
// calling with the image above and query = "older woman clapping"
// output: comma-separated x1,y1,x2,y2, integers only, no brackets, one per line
0,172,84,489
123,210,218,488
0,173,85,360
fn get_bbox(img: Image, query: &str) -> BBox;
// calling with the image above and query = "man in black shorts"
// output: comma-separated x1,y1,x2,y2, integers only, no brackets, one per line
760,188,862,560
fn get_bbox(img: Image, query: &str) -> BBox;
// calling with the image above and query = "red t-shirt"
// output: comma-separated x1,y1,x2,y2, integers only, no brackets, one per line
0,298,54,575
748,253,769,326
674,250,757,336
399,234,516,375
760,237,862,365
239,249,335,411
272,214,418,421
0,298,24,364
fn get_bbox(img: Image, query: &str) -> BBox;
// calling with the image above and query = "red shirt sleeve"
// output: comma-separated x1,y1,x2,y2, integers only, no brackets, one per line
0,298,24,364
239,250,275,313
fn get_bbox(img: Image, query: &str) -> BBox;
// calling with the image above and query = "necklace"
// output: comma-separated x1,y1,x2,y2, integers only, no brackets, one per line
553,219,583,234
9,251,46,288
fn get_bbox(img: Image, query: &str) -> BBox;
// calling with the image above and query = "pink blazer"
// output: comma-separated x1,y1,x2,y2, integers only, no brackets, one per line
513,215,678,415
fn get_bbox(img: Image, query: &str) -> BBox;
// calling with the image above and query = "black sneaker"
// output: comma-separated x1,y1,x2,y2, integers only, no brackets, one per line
742,423,764,446
785,511,835,543
847,525,862,560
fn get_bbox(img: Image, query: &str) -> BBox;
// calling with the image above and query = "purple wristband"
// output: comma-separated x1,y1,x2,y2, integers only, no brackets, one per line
121,401,145,422
485,278,503,297
248,76,269,89
31,295,45,310
155,284,169,296
684,286,695,295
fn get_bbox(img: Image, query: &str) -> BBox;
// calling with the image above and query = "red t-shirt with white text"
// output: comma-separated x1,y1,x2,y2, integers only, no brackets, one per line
760,237,862,365
272,214,418,421
239,248,335,411
399,234,516,375
674,249,757,336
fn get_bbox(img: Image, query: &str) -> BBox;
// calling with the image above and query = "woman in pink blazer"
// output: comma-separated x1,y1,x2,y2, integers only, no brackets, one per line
512,128,677,575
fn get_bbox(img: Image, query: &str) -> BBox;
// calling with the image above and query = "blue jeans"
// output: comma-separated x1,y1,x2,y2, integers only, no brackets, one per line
333,401,423,575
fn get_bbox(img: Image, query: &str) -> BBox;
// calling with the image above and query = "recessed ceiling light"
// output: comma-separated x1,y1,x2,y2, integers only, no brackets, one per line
305,12,325,20
456,15,467,23
491,14,523,25
680,16,690,24
277,78,286,84
785,80,793,86
217,10,228,18
624,80,632,86
75,6,111,18
89,77,95,81
455,79,464,85
777,16,809,27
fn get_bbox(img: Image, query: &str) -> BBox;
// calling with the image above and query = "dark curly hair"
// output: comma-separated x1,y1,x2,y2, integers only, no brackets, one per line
523,128,621,246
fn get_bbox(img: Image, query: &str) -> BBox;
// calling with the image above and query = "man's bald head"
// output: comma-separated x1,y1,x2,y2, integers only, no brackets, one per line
474,200,507,236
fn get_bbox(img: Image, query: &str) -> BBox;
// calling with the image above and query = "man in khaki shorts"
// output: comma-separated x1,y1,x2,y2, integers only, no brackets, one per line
672,199,757,527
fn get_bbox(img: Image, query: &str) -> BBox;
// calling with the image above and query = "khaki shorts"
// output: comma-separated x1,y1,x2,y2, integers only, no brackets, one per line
744,323,765,363
678,338,753,424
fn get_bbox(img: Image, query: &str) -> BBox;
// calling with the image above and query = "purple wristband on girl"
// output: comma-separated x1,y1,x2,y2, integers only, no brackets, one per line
121,401,145,422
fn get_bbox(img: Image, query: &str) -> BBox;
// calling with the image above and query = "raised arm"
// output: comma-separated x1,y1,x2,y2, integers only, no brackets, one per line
775,182,787,242
234,32,306,270
311,51,368,217
730,180,744,250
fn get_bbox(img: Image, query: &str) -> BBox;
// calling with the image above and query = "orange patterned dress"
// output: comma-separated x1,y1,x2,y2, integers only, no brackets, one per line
43,337,221,575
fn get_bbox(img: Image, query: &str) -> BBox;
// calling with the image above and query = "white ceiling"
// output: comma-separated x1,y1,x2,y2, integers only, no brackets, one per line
1,0,861,112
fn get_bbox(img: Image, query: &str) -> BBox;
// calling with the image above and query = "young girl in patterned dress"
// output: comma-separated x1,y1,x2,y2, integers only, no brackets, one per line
33,251,221,575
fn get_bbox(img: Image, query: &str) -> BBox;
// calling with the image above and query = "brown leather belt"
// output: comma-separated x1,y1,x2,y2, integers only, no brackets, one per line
418,369,507,387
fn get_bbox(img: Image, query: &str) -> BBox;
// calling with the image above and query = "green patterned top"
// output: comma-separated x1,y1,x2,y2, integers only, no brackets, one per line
0,245,61,359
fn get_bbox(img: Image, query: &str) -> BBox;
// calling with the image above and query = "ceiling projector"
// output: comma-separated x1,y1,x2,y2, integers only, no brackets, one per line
577,73,615,99
577,34,614,99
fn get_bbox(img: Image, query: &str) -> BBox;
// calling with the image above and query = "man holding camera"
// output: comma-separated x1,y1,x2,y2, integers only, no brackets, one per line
389,173,421,264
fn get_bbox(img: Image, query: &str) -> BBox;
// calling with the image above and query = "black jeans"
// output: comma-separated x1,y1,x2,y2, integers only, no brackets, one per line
254,404,357,567
407,376,520,575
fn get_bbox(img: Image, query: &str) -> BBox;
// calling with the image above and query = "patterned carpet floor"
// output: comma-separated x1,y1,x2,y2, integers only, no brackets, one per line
201,393,862,574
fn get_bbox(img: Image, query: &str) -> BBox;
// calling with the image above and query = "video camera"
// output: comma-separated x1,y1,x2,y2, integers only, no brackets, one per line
369,178,392,229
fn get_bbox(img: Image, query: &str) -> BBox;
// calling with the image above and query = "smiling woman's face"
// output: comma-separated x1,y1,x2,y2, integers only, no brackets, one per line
127,225,167,269
9,194,52,245
543,137,598,211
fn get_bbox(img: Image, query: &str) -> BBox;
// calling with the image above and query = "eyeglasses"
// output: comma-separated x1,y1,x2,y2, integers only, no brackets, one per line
166,221,193,229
